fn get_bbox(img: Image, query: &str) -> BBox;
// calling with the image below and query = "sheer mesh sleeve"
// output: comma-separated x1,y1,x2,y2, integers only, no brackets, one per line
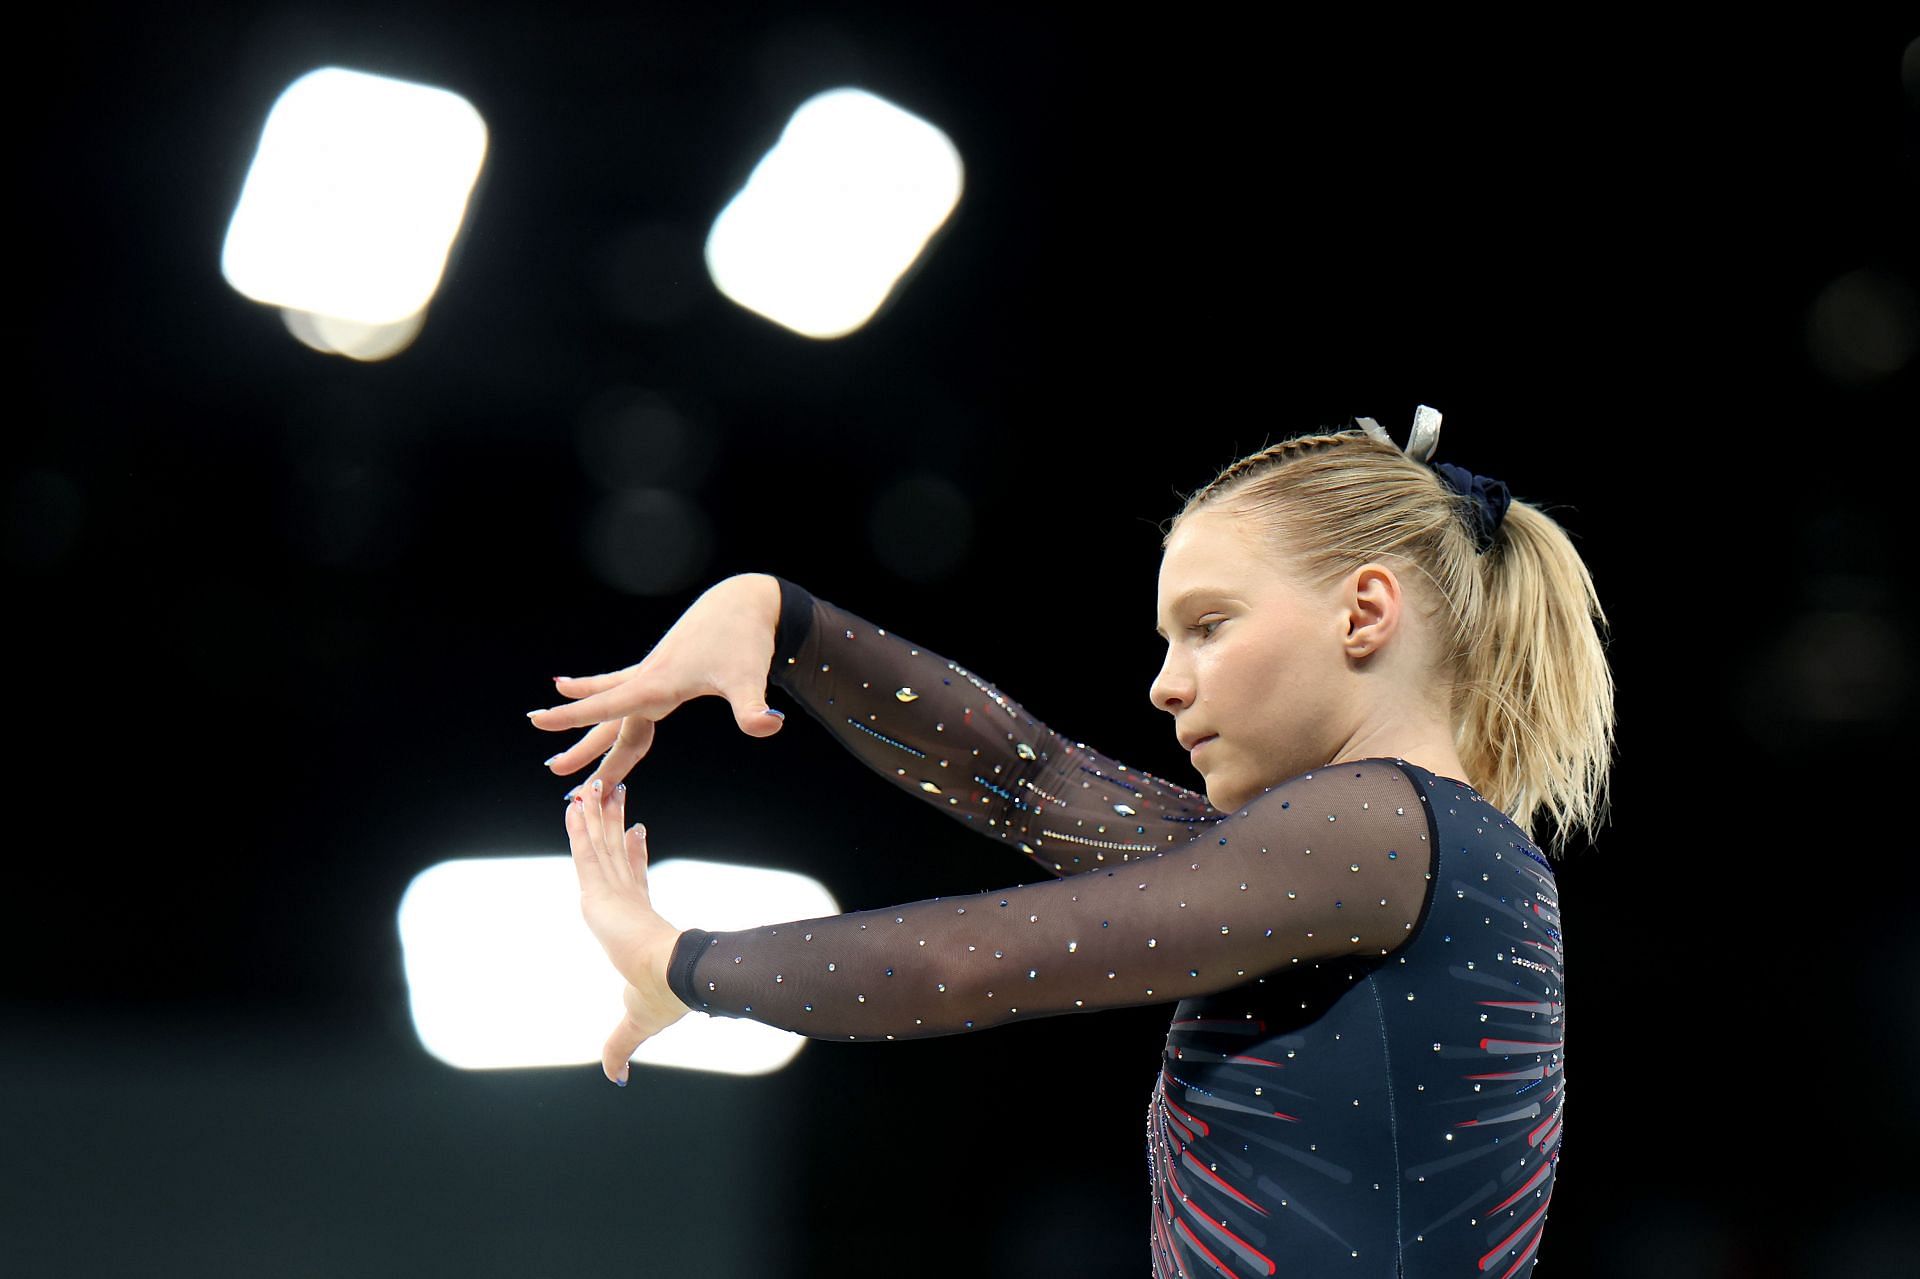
765,577,1223,877
665,759,1436,1040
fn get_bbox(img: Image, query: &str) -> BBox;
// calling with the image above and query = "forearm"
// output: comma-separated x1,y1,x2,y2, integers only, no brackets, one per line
765,578,1096,872
766,576,1219,876
658,760,1435,1041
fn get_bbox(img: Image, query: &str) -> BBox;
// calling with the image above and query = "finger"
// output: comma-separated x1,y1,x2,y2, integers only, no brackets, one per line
581,780,614,877
529,677,683,734
624,822,650,881
554,665,644,698
722,679,788,738
603,1012,645,1086
546,720,620,775
589,780,629,886
607,784,634,885
564,796,604,890
586,716,657,790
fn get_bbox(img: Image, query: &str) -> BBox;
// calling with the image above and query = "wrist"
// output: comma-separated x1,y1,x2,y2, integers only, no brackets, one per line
653,925,680,973
738,573,781,630
652,928,693,1010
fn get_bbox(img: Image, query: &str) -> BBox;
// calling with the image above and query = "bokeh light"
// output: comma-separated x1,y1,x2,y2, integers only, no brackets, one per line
582,487,714,596
222,66,488,343
575,386,720,492
705,87,963,339
281,306,429,362
1805,268,1920,386
867,469,974,582
397,855,840,1076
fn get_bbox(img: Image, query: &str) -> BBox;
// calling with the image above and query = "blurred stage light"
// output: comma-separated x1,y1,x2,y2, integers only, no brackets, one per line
221,66,487,347
5,467,86,571
868,469,973,582
1805,268,1920,385
1766,608,1909,724
575,386,720,491
397,855,841,1076
280,305,428,362
705,88,962,339
582,486,713,596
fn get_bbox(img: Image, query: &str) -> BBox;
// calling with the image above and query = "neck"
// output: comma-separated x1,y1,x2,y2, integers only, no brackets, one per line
1333,719,1472,790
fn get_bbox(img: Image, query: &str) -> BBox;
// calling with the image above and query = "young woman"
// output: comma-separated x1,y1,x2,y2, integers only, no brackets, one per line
531,407,1615,1278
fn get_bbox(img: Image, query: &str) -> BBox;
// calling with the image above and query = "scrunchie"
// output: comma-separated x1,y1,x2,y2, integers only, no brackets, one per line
1430,461,1511,554
1354,406,1512,555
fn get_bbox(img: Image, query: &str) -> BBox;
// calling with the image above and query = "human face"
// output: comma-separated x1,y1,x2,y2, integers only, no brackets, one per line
1149,509,1355,813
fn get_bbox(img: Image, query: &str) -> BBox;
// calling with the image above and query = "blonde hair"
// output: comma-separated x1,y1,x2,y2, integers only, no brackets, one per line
1165,426,1616,859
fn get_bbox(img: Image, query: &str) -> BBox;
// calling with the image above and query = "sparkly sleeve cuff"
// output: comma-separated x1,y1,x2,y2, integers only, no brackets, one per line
666,928,715,1013
769,576,816,691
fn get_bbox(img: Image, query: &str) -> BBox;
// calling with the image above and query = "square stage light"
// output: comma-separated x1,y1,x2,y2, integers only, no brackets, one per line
221,66,487,327
397,854,840,1077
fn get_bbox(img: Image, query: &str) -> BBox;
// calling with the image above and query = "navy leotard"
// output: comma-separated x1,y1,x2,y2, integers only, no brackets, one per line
666,579,1565,1277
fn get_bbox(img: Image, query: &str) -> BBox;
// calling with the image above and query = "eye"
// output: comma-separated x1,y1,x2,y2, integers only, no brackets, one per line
1190,619,1224,638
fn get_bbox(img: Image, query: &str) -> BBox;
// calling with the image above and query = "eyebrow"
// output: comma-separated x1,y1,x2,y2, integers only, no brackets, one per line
1154,587,1237,638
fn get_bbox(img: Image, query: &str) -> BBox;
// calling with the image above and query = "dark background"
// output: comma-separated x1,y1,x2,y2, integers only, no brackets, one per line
8,8,1917,1277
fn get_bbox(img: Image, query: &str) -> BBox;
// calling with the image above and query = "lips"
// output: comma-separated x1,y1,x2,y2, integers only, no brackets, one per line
1188,735,1217,754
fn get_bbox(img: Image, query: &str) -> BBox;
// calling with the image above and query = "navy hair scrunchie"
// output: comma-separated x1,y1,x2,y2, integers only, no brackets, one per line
1431,461,1511,554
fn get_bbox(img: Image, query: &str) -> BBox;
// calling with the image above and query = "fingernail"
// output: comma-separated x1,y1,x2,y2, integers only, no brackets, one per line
544,754,562,768
526,709,544,719
763,709,785,719
564,786,579,801
591,779,602,793
615,1074,628,1087
615,783,625,794
553,676,571,683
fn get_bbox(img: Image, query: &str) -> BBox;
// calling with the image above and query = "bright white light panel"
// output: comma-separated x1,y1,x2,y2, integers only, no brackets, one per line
221,66,488,327
705,87,963,339
397,855,840,1077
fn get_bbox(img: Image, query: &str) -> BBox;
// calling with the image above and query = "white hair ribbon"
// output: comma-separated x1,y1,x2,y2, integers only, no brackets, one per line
1353,405,1443,459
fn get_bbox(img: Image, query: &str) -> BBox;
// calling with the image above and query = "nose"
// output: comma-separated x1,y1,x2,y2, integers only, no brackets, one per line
1150,648,1193,714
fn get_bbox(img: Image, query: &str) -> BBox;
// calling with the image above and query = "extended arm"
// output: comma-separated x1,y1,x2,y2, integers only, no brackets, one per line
667,758,1436,1039
768,577,1226,879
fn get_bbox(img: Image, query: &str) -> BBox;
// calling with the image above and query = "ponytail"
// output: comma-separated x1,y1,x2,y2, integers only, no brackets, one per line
1455,498,1616,857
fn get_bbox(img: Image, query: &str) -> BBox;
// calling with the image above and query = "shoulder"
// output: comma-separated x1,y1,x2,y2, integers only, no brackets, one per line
1216,757,1430,834
1205,758,1436,959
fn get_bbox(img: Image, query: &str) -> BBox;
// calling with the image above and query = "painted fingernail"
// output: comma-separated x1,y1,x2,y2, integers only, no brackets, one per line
615,1074,628,1087
564,786,580,801
591,779,603,793
544,754,562,767
615,783,625,795
526,709,544,719
554,676,571,683
763,709,785,719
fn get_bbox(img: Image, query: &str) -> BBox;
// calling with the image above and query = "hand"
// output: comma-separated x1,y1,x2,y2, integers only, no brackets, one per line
563,777,690,1085
529,573,787,792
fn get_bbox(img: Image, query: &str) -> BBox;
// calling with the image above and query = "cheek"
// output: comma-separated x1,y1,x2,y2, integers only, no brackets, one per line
1193,649,1237,701
1205,636,1281,696
1216,641,1321,730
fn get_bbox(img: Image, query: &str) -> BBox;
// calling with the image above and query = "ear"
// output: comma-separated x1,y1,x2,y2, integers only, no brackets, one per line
1341,563,1401,659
